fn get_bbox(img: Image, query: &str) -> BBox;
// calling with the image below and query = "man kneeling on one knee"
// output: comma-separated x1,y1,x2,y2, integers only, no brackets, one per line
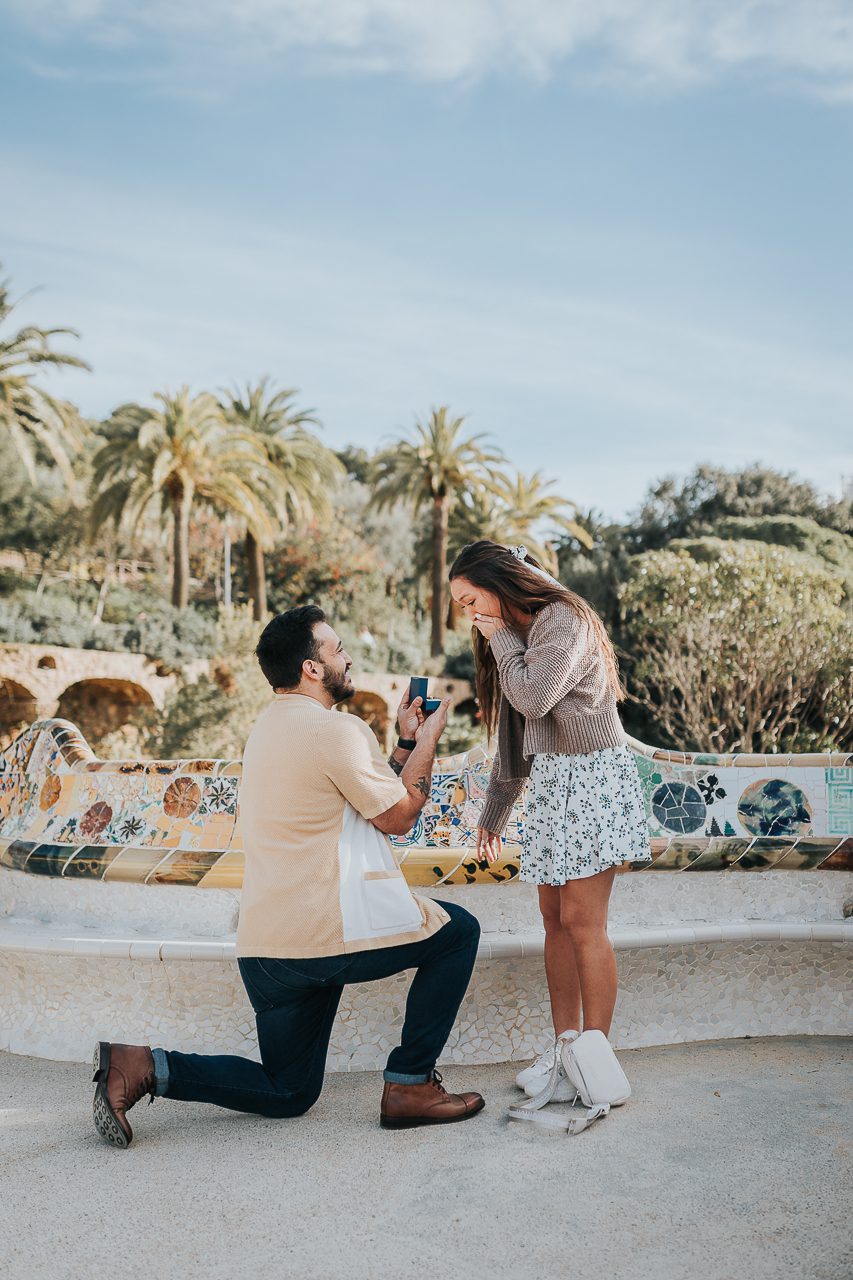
92,604,484,1146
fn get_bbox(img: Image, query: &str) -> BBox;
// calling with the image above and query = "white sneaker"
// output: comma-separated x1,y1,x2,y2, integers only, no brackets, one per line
515,1030,579,1094
524,1063,577,1101
514,1043,557,1091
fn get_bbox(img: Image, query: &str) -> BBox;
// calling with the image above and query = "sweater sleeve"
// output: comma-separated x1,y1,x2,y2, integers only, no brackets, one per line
478,739,526,837
488,604,597,720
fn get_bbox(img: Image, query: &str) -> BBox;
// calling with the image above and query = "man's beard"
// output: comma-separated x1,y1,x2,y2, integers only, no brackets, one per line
323,668,355,704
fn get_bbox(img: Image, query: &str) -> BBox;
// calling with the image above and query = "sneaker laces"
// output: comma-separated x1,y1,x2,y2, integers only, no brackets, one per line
530,1044,557,1073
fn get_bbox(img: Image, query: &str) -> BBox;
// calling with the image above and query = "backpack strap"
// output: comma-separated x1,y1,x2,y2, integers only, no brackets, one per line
508,1055,611,1135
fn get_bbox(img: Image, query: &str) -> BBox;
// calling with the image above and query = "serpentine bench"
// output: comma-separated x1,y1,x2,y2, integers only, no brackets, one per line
1,719,850,1066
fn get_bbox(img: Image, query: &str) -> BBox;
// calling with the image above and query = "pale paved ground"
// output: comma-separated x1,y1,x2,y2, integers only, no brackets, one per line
1,1037,851,1280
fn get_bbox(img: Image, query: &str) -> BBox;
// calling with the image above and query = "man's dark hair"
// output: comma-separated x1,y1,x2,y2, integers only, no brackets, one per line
255,605,326,690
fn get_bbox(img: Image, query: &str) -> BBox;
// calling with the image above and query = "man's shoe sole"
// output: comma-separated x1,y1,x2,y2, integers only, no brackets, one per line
380,1098,486,1129
91,1041,131,1149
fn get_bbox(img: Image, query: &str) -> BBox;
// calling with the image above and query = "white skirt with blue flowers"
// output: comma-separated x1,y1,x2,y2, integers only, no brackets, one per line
521,745,653,884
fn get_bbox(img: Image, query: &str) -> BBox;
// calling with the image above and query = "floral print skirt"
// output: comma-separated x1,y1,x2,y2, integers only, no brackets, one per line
521,745,653,885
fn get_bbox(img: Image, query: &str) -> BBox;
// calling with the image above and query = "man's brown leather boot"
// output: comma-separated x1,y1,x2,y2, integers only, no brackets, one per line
92,1041,157,1149
380,1070,485,1129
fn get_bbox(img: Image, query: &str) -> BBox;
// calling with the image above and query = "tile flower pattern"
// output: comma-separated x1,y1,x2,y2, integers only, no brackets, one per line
201,778,238,816
79,802,113,840
113,814,148,843
0,718,850,887
163,778,202,818
39,775,62,810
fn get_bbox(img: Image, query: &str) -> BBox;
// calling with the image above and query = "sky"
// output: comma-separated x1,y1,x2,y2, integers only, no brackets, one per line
2,1,852,522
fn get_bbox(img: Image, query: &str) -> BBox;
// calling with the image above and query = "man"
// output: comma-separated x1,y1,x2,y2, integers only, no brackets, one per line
93,604,484,1146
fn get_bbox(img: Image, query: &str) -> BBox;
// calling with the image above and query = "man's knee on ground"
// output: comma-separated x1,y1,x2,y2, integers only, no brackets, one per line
259,1084,322,1119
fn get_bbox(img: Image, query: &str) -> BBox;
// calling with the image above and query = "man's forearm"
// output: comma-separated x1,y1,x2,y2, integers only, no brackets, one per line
396,735,436,816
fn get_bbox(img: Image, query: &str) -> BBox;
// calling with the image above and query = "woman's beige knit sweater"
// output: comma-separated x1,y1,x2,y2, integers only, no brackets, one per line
479,600,625,835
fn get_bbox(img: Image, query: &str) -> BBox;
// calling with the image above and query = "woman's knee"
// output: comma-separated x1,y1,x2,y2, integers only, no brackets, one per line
540,898,563,932
538,887,563,933
558,902,607,940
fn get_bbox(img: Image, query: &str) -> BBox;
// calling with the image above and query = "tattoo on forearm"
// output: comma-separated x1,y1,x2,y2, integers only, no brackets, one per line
388,755,404,776
413,775,430,799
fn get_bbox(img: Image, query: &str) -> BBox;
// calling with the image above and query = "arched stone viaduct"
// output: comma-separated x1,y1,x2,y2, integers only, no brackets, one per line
0,644,475,753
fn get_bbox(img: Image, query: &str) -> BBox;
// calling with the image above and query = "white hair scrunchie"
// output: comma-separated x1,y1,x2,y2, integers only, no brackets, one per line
506,543,563,587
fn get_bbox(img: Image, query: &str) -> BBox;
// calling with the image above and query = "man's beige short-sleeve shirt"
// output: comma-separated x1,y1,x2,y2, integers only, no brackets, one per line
236,693,450,959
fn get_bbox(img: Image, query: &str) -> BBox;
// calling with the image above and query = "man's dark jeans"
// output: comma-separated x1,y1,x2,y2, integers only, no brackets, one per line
157,901,480,1118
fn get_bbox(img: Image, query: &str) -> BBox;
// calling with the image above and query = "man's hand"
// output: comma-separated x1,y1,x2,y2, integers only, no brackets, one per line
396,687,425,742
471,612,505,640
372,696,451,837
415,696,451,744
476,827,502,865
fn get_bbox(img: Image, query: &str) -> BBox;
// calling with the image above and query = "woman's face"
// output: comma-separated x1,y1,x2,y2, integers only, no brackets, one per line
449,575,505,624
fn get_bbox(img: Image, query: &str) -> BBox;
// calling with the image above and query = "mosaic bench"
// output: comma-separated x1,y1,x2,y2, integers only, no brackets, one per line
1,719,851,1066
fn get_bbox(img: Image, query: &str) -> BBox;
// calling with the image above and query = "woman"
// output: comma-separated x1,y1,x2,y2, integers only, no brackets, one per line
448,540,652,1098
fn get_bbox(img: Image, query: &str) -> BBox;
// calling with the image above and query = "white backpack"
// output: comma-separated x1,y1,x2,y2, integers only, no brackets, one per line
509,1029,631,1135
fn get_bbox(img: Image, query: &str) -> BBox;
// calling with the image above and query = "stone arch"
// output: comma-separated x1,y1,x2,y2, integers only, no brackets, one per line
0,678,38,750
56,678,156,750
342,691,391,749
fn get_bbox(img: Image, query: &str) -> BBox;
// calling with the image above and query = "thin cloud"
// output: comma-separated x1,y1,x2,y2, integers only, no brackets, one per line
5,0,853,97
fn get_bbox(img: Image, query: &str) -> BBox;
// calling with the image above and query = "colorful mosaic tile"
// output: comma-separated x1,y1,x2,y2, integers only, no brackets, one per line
0,719,851,887
827,768,853,836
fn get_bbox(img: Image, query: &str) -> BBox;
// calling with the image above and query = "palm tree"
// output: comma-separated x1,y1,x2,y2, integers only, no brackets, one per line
372,406,506,655
91,388,278,609
220,378,345,620
479,468,593,566
438,469,592,629
0,269,90,487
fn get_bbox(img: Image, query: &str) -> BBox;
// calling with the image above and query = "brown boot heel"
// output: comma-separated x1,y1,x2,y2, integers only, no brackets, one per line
91,1041,156,1150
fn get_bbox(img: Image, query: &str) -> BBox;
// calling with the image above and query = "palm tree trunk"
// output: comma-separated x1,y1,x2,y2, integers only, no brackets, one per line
92,564,113,626
171,486,192,609
223,522,232,609
246,530,268,621
431,494,450,656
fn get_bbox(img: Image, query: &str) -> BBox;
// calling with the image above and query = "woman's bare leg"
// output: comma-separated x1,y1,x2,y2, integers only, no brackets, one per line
558,867,618,1035
537,886,582,1037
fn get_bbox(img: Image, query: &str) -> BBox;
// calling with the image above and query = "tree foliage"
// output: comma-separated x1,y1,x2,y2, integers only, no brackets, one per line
0,268,90,491
620,539,853,753
91,389,279,608
441,468,591,573
2,271,851,758
147,607,270,760
694,515,853,601
220,379,344,619
630,462,852,550
372,406,505,656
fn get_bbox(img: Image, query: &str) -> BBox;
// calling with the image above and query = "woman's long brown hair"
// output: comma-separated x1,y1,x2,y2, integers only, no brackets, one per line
448,539,625,739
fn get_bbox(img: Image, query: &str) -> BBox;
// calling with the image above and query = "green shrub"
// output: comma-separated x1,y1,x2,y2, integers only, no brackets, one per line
690,516,853,599
146,607,268,759
620,539,853,753
122,607,218,670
